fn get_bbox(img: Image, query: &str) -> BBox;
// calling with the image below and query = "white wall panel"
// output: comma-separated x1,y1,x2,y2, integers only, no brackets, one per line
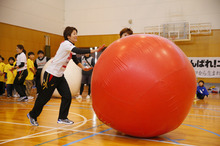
0,0,219,35
0,0,65,35
65,0,220,35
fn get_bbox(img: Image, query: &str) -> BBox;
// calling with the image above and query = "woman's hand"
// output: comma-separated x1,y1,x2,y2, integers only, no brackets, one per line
97,44,105,52
78,63,93,71
91,44,105,53
83,67,93,71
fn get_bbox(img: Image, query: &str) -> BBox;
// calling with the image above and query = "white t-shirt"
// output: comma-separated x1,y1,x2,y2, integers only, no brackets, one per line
46,40,76,77
16,52,27,71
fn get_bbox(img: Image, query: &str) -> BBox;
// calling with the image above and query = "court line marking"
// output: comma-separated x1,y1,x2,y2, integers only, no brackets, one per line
0,119,95,142
36,126,194,146
35,124,105,146
60,130,193,146
0,109,88,145
0,101,92,109
0,120,89,144
62,128,112,146
62,129,191,146
188,114,220,118
0,122,193,146
163,136,180,144
183,124,220,137
0,107,209,146
24,119,91,139
0,105,216,146
0,121,56,129
0,123,73,144
192,106,220,112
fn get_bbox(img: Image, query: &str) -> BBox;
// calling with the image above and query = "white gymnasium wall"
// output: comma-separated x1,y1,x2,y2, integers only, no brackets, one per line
0,0,219,35
65,0,220,35
0,0,65,35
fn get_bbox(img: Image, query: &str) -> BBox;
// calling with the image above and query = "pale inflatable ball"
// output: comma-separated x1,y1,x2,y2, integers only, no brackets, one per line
41,58,82,97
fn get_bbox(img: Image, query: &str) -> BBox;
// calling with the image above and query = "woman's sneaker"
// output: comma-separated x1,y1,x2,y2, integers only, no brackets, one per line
76,95,82,100
27,113,39,126
13,94,19,98
57,119,74,125
86,95,90,99
28,96,34,99
76,95,82,102
17,96,28,102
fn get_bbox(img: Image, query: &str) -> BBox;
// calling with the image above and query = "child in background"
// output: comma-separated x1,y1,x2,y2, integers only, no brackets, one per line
25,52,35,99
34,50,50,95
77,53,95,100
0,55,5,96
12,45,28,101
4,57,17,97
197,80,209,100
119,28,133,38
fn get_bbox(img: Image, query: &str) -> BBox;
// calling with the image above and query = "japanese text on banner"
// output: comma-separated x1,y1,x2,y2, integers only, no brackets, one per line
188,57,220,78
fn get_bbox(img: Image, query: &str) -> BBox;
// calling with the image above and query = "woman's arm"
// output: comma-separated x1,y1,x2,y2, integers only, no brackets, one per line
18,62,25,68
71,47,90,54
10,62,24,71
72,55,92,71
71,45,105,54
90,45,105,53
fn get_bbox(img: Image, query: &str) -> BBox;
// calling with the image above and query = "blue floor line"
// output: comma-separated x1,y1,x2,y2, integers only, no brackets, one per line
183,123,220,137
163,136,180,144
35,124,105,146
62,128,112,146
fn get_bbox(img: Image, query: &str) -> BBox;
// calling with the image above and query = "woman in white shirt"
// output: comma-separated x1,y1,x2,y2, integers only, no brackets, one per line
13,45,28,102
28,26,105,126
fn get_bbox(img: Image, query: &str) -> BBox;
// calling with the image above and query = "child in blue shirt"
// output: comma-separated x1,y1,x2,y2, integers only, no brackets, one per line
197,80,209,99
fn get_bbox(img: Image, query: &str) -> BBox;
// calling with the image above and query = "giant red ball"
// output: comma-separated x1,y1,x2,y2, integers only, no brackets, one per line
91,34,196,137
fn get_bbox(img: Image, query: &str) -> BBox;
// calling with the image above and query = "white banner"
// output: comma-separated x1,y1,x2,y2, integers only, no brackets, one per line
188,57,220,78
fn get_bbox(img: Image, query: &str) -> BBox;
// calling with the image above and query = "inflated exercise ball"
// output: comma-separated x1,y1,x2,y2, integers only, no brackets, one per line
91,34,196,137
41,58,82,97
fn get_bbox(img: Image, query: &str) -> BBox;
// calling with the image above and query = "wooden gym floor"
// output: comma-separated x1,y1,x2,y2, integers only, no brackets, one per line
0,89,219,146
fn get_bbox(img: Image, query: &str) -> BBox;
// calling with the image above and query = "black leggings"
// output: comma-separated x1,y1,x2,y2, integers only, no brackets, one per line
14,70,28,97
29,71,72,120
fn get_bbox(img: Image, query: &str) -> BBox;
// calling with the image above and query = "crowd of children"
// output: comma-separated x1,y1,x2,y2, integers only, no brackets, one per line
0,48,49,101
0,27,135,102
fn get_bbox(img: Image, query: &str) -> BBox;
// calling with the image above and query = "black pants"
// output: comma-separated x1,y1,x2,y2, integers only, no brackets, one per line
14,70,28,97
35,69,42,94
197,91,207,99
80,74,91,95
0,81,5,95
29,71,72,120
7,84,14,96
80,84,91,95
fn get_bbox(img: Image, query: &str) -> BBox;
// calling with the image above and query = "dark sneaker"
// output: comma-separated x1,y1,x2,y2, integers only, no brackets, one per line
57,119,74,125
17,96,28,102
27,113,39,126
